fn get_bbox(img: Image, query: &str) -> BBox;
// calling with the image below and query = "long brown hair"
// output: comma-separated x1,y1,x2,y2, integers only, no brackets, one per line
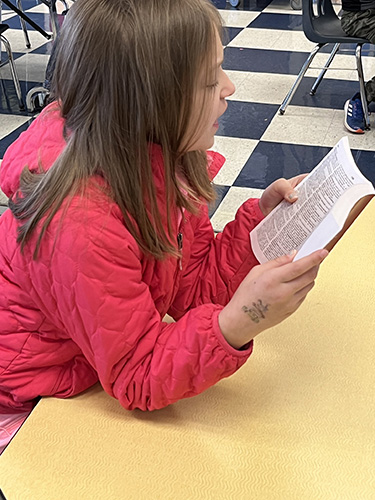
10,0,223,259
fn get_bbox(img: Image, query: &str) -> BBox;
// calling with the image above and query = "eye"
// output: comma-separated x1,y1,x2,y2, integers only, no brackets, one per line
207,81,219,90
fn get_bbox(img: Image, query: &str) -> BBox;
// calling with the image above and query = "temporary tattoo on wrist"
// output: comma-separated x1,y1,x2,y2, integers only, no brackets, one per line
242,300,269,324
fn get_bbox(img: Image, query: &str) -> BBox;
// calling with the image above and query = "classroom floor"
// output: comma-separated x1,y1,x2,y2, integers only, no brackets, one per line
1,0,375,227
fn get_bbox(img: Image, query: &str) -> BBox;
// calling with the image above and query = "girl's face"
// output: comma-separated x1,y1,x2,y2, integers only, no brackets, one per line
186,29,235,152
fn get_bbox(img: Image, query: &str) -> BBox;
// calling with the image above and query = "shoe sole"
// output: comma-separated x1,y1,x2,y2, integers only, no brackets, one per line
344,100,365,134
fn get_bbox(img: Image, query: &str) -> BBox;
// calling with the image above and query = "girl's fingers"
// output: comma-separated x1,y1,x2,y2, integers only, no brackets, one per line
293,281,316,303
284,265,320,294
277,249,328,283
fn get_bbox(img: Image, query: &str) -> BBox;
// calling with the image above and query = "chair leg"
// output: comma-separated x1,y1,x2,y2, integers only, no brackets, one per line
310,43,340,96
16,0,31,49
26,86,49,112
355,44,370,130
279,43,325,115
61,0,70,14
0,35,25,110
39,0,72,39
47,0,60,40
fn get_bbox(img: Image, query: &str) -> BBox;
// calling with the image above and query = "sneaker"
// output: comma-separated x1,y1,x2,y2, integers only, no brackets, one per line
344,93,366,134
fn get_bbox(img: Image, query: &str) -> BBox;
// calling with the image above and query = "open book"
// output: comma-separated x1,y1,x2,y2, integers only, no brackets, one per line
250,137,375,263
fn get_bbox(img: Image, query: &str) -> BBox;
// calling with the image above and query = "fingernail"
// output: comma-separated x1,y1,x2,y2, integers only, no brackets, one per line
288,192,298,200
289,249,297,257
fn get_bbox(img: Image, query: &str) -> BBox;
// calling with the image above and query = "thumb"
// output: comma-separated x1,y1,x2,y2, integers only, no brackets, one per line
271,178,299,203
285,190,298,203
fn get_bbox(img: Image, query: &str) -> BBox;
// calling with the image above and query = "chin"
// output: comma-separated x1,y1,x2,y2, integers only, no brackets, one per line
187,135,215,152
206,136,215,150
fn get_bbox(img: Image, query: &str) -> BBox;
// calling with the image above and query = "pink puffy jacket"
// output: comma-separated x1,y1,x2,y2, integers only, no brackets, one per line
0,103,264,413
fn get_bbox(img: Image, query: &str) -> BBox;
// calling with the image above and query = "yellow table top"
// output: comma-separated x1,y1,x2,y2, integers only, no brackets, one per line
1,202,375,500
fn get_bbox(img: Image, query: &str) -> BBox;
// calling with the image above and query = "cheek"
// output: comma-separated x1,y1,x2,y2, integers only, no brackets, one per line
205,97,221,130
201,96,217,128
184,91,218,150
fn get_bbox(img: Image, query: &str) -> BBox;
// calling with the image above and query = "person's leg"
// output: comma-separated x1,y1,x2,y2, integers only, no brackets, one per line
365,77,375,103
44,34,59,91
25,32,59,111
341,9,375,44
341,10,375,132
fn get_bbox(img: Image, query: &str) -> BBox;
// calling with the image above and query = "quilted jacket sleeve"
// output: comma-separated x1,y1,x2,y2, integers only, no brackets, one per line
169,197,264,319
40,204,252,411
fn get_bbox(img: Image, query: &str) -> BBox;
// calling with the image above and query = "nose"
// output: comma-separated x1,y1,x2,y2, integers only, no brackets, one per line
221,72,235,99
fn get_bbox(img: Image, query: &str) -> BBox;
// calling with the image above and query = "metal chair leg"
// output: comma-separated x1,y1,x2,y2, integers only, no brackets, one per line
355,43,370,130
310,42,340,96
26,86,49,112
39,0,60,39
49,0,60,40
279,43,324,115
16,0,31,49
61,0,70,13
0,34,25,110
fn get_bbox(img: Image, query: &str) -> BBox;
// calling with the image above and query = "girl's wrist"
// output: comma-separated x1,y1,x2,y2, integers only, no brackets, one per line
218,307,258,350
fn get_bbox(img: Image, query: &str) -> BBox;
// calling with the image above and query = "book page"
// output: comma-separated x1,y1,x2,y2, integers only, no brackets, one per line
250,137,375,263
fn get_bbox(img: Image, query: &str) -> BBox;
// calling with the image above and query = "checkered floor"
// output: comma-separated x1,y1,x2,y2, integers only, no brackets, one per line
1,0,375,228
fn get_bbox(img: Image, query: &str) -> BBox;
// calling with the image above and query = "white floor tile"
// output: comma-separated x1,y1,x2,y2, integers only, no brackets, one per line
262,105,375,150
0,114,30,139
27,3,55,14
218,9,260,28
225,69,250,90
27,0,73,14
1,12,15,21
3,28,50,53
228,28,315,53
213,136,258,185
5,53,50,82
0,188,8,205
211,186,264,232
227,71,307,104
264,3,302,14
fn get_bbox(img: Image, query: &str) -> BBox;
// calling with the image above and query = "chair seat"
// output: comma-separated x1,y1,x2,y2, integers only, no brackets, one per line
304,1,371,45
308,17,370,44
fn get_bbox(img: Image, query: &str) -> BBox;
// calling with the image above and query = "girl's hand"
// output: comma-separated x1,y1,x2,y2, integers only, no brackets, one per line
218,248,328,349
259,174,307,216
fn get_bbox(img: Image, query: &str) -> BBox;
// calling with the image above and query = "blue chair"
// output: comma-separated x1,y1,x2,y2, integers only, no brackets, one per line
279,0,371,129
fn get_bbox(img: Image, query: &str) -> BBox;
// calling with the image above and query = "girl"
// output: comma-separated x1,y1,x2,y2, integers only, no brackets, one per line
0,0,327,453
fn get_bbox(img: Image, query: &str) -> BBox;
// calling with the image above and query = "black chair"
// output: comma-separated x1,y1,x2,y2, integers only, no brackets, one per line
1,0,71,48
0,24,25,110
279,0,371,130
1,0,52,44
